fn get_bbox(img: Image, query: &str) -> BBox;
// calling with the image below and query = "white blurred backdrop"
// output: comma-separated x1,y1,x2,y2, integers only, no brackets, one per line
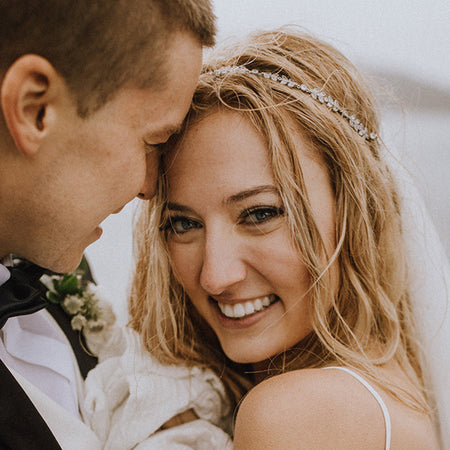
85,0,450,321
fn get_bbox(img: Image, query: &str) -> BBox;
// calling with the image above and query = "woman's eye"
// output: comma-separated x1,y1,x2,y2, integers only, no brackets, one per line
239,206,284,225
165,217,201,234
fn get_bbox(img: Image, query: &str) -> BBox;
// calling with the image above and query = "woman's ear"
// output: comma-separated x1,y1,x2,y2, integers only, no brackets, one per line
1,54,61,156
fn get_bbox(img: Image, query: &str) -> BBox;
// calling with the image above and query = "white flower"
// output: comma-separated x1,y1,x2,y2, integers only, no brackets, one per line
86,319,107,332
85,283,108,303
71,314,88,331
62,294,84,315
96,300,116,327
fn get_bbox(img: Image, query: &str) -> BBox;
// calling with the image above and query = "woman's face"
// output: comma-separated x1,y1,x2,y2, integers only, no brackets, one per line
164,110,335,366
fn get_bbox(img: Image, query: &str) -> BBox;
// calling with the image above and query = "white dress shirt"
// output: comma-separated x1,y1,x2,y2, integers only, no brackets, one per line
0,257,12,284
0,261,81,419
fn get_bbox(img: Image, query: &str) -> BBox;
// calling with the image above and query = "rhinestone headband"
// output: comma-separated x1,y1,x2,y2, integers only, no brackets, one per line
208,65,378,142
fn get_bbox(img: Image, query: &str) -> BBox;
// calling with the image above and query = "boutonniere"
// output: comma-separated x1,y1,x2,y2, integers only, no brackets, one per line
40,271,116,356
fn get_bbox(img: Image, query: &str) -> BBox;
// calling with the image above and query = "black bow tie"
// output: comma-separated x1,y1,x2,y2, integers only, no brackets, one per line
0,264,49,329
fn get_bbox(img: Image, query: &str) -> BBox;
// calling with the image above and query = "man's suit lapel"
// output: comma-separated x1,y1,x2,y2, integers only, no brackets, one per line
0,360,61,450
46,302,98,378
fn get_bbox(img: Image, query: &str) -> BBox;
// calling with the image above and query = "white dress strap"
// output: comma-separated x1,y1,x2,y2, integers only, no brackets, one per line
324,366,391,450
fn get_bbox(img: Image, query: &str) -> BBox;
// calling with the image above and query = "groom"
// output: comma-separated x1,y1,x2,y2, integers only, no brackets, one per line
0,1,215,448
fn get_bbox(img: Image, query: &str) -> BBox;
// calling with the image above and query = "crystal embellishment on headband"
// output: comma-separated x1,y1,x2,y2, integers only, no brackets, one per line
210,65,378,142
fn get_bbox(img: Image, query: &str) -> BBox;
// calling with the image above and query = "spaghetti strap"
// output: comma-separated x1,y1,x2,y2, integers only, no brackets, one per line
324,366,391,450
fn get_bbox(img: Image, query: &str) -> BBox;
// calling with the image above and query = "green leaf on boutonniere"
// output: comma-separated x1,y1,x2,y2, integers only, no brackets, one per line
52,278,61,292
60,274,80,295
46,290,62,304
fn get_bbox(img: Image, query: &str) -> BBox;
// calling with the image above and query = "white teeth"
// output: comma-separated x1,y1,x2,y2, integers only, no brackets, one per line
223,304,234,317
254,298,263,311
218,295,276,319
234,303,246,318
244,302,255,315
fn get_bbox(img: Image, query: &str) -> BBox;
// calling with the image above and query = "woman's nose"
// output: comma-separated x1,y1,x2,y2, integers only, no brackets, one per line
199,232,247,296
137,152,158,200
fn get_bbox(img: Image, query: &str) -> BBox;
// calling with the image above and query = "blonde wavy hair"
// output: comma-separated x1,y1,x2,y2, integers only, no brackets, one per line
129,28,429,413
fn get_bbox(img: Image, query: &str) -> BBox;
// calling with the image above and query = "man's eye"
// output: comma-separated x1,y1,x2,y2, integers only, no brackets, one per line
163,217,202,235
144,143,163,154
239,206,284,225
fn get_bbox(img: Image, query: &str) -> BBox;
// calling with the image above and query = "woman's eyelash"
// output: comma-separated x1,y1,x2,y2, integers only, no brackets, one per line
238,206,284,225
160,205,284,234
160,216,201,234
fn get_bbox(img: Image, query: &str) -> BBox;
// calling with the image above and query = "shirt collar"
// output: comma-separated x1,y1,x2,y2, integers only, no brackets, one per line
0,255,13,286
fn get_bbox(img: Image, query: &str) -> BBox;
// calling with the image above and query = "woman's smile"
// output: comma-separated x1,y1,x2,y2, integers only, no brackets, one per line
209,294,281,330
215,294,278,319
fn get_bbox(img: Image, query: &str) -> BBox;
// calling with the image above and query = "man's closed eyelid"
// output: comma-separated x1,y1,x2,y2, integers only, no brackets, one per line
144,142,157,153
144,142,166,155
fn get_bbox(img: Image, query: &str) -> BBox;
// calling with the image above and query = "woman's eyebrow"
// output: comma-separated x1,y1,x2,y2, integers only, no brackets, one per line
166,203,194,213
225,185,279,205
166,186,278,212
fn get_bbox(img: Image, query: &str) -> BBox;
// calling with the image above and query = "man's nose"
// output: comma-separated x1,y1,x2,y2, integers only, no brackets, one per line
137,152,159,200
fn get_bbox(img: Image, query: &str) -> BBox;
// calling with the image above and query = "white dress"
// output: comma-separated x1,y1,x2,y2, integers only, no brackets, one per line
83,326,233,450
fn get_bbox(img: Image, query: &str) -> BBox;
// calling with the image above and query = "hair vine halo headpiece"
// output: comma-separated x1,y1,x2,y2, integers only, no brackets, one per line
208,65,378,142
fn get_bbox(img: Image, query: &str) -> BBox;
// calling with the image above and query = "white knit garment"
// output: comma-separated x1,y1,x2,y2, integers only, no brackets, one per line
83,327,233,450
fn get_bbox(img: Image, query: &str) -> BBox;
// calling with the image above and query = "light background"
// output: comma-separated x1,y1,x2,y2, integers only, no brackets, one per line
85,0,450,321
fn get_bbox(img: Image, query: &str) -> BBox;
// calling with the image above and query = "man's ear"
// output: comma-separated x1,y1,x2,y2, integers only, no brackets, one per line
1,54,62,156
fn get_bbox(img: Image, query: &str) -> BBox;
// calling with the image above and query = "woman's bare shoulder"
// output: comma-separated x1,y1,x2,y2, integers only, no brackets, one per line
233,368,386,450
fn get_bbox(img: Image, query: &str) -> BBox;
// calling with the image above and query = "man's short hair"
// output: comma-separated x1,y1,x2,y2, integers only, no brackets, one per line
0,0,216,116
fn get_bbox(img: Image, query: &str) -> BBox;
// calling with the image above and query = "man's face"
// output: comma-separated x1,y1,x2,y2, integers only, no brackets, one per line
11,31,202,272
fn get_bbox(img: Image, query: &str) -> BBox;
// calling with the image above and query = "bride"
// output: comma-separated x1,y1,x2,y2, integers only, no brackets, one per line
83,28,448,449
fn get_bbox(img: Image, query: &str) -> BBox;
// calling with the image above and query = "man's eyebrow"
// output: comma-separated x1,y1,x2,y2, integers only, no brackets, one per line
225,185,279,204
